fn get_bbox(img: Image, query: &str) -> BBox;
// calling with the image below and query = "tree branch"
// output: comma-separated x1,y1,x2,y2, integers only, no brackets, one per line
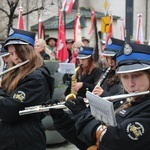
13,6,44,19
0,8,9,16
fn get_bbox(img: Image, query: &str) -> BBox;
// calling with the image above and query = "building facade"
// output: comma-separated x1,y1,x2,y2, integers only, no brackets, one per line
0,0,149,42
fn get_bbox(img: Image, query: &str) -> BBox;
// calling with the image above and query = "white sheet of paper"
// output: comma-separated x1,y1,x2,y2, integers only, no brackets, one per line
59,63,75,74
86,91,117,127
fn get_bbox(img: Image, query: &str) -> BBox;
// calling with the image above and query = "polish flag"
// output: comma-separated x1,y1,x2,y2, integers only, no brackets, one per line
88,10,99,62
88,10,96,35
117,18,125,40
56,11,68,62
135,14,144,44
38,18,44,39
62,0,75,14
18,6,24,30
74,13,82,42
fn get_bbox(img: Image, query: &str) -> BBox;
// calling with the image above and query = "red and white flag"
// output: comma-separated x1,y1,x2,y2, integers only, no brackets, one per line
38,18,44,39
17,6,24,30
74,13,81,42
88,10,99,62
88,10,96,35
56,11,68,62
117,18,125,40
135,14,144,44
62,0,75,14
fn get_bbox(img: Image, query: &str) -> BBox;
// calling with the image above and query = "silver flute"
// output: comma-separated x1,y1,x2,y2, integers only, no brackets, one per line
0,60,29,76
19,90,150,116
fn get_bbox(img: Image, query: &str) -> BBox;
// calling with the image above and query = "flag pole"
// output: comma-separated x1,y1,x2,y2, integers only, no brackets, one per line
17,0,24,30
63,7,66,38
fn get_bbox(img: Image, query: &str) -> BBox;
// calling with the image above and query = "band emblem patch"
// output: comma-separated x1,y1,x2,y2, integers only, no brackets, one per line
126,122,144,140
13,91,26,102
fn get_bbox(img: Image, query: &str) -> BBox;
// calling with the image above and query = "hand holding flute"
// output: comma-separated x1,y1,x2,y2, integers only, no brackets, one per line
19,97,88,116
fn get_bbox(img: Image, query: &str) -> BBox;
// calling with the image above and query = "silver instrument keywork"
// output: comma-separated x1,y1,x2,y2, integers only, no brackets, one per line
19,90,150,116
97,66,111,86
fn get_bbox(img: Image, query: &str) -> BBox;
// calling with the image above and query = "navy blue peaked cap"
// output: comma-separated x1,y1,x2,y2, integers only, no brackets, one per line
4,28,35,49
77,46,94,59
116,42,150,73
103,37,125,57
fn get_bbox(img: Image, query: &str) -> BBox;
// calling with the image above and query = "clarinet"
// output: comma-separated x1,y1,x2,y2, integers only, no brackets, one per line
96,66,111,87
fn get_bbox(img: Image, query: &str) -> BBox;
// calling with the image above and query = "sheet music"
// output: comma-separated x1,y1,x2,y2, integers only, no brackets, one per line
86,91,117,127
59,63,75,74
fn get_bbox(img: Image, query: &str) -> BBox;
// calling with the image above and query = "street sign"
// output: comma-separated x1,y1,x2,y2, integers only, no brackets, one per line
103,0,110,16
101,16,111,33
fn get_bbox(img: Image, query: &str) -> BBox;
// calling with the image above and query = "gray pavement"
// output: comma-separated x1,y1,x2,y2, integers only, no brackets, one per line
46,141,78,150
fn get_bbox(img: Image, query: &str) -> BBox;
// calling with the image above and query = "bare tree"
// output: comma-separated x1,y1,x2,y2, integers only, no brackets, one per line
0,0,46,40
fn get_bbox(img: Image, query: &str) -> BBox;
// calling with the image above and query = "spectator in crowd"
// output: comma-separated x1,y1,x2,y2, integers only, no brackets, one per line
82,37,90,47
69,41,84,66
34,38,50,60
46,37,57,60
66,39,74,62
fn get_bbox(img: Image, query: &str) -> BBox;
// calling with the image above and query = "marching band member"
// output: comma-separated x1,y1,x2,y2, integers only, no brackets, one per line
93,38,125,97
63,41,84,96
50,41,150,150
0,28,54,150
66,46,103,99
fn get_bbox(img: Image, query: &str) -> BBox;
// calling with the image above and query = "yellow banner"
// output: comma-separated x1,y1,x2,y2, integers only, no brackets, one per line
101,16,111,33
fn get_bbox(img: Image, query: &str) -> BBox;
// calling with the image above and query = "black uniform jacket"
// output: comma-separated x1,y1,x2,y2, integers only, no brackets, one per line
77,67,103,98
0,65,54,150
74,95,150,150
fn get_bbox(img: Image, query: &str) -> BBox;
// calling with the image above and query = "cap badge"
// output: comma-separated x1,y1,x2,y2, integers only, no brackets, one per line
124,43,132,55
9,28,15,36
79,46,84,51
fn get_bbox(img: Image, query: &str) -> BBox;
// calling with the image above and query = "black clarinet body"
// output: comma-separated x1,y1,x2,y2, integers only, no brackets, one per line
97,66,111,87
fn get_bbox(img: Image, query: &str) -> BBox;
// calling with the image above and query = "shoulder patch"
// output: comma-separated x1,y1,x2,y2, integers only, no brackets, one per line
126,122,144,141
13,91,26,102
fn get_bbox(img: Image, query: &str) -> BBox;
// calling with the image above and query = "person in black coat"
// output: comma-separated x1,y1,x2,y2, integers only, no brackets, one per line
50,41,150,150
66,46,103,99
0,28,54,150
